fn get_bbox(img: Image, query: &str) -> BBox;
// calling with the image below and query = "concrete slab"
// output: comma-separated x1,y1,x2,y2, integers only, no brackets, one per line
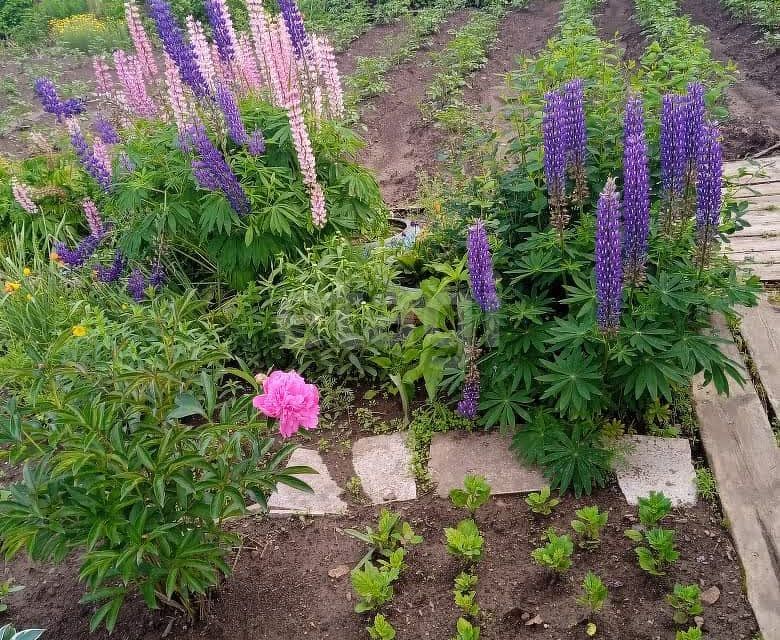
428,431,546,498
266,448,348,516
615,435,697,506
352,433,417,504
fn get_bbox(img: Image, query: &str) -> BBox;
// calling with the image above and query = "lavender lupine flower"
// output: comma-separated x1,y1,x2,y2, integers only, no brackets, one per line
247,129,265,155
563,79,588,204
686,82,706,164
149,260,167,289
119,152,136,173
457,344,481,420
67,120,112,191
94,118,120,144
34,77,85,120
595,178,623,335
278,0,311,59
215,83,248,145
660,93,690,230
96,250,126,283
543,90,569,234
188,125,251,215
466,220,500,313
695,121,723,262
54,234,102,268
622,96,650,285
82,198,105,238
147,0,209,97
127,268,147,301
204,0,237,63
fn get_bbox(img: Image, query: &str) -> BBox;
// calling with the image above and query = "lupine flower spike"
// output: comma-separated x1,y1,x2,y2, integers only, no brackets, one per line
96,250,127,283
34,77,85,120
543,90,569,240
695,121,723,269
563,79,588,206
11,178,38,214
595,177,623,336
127,268,147,301
622,95,650,286
457,344,482,420
466,220,500,313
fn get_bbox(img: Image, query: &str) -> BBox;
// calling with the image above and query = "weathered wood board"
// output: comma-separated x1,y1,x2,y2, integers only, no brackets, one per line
694,315,780,639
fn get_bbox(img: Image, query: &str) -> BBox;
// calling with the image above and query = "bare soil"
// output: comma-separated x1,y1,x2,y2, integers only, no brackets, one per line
336,19,412,77
595,0,646,60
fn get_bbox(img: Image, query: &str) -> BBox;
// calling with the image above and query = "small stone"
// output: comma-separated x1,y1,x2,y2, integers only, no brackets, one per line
250,549,260,559
694,616,705,629
701,586,721,605
346,591,351,601
521,613,530,621
328,565,350,579
525,614,543,626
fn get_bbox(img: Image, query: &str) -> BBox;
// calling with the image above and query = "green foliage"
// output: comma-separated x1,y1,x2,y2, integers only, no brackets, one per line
452,617,480,640
577,571,608,614
449,474,492,515
0,579,24,613
524,485,560,516
626,527,680,576
345,508,423,565
695,467,718,502
721,0,779,46
666,584,704,625
676,628,703,640
444,519,484,564
0,626,45,640
366,614,397,640
351,561,398,613
453,572,480,618
637,491,673,527
571,506,608,548
531,529,574,574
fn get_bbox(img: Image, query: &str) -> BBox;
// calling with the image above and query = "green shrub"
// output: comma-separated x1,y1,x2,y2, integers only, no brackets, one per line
444,519,484,564
571,505,608,548
351,561,398,613
525,485,560,516
666,584,704,625
449,474,492,515
531,529,574,574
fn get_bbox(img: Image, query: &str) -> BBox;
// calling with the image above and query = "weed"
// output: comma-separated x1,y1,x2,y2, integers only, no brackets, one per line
695,467,718,502
525,485,561,516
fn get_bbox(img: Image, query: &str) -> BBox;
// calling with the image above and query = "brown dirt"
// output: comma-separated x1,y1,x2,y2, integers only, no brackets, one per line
677,0,780,159
336,20,412,77
595,0,646,60
358,0,563,207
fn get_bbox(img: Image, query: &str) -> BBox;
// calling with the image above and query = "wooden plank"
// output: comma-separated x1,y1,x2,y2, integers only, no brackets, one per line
723,156,780,185
728,182,780,199
725,237,780,253
739,295,780,417
693,315,780,640
737,262,780,281
732,219,780,238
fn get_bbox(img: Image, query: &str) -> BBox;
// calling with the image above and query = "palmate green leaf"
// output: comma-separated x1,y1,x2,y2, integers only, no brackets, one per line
544,316,598,355
616,356,687,402
511,410,564,466
541,423,612,497
537,352,603,419
620,317,674,354
478,383,531,430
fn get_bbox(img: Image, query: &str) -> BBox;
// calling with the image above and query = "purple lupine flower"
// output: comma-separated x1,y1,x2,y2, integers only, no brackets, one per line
67,120,112,191
543,91,567,200
695,121,723,252
595,178,623,335
94,117,120,144
622,95,650,285
127,268,147,301
686,82,706,164
204,0,236,62
278,0,311,59
119,152,136,173
466,220,500,313
660,94,675,197
188,125,251,215
147,0,209,97
96,250,126,283
55,234,102,268
563,79,586,167
149,260,167,289
457,345,481,420
215,83,248,145
247,129,265,155
34,77,85,120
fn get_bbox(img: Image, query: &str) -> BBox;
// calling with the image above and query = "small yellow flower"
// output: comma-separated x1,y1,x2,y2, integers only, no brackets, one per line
3,281,21,294
26,294,33,301
50,251,62,264
22,267,32,277
71,325,87,337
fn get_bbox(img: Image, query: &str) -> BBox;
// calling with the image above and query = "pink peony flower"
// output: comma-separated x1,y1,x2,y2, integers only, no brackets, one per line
253,370,319,438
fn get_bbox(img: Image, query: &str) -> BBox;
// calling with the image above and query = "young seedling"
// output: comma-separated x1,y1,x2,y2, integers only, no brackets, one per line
675,628,703,640
666,584,704,625
453,572,480,618
525,485,560,516
571,506,608,549
346,508,423,567
449,474,491,516
366,614,396,640
625,527,679,576
0,579,24,613
577,571,608,614
452,617,480,640
351,561,398,613
531,529,574,575
637,491,672,527
444,519,484,564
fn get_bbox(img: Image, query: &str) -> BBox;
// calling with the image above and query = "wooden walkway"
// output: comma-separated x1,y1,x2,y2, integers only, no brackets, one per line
723,155,780,281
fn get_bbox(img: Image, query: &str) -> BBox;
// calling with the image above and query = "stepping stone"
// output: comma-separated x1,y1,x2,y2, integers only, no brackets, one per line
428,431,546,498
266,448,347,516
615,435,697,506
352,433,417,504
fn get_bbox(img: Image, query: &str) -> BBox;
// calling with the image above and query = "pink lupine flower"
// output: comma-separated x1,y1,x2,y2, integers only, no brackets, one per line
253,370,319,438
82,198,105,237
310,181,327,228
186,16,217,91
113,50,158,118
11,177,38,214
93,56,114,98
237,34,262,90
163,53,195,135
125,0,158,79
92,137,112,177
312,35,344,119
246,0,277,92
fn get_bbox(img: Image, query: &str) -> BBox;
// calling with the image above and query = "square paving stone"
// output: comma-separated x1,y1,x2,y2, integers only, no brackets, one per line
428,431,546,498
266,448,348,516
352,432,417,504
616,435,697,506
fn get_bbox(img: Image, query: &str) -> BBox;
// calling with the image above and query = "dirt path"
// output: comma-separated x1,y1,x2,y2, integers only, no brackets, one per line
335,19,411,77
677,0,780,158
358,0,563,207
595,0,646,59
